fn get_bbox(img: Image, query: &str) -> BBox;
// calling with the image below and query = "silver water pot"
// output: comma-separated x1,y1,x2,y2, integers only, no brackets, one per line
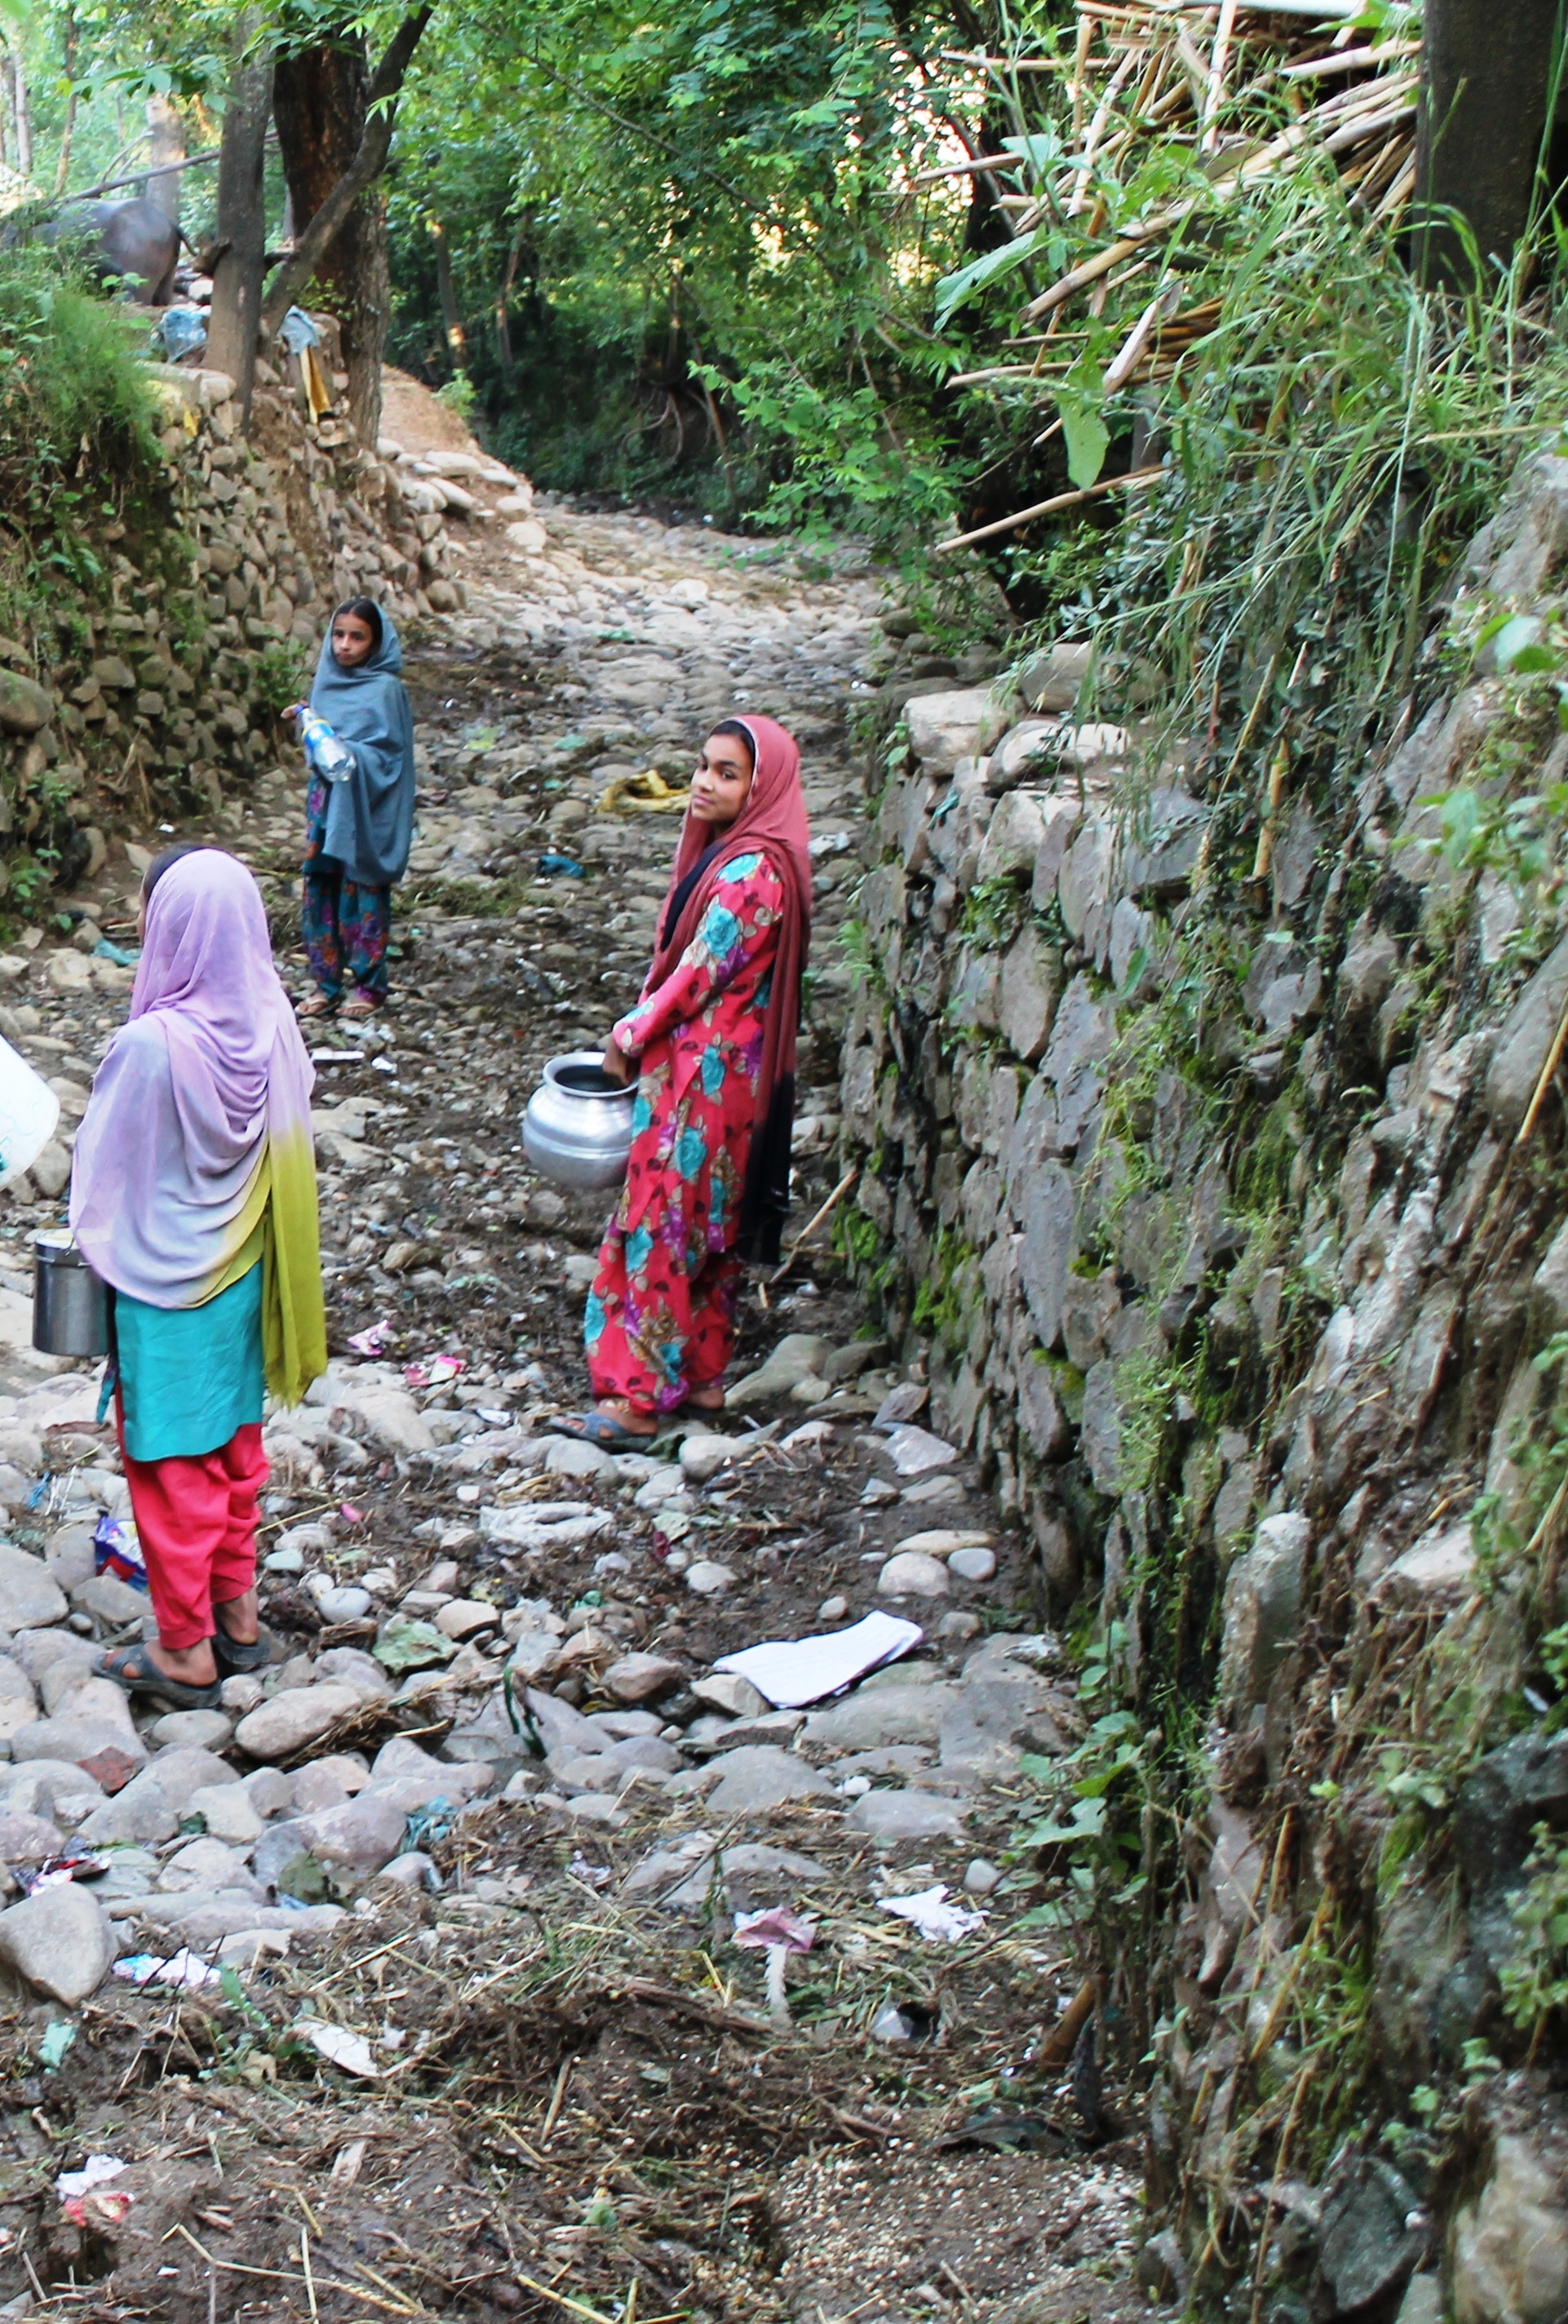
522,1052,636,1192
33,1231,110,1358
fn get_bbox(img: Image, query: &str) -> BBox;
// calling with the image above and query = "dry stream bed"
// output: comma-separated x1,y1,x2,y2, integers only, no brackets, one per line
0,504,1144,2324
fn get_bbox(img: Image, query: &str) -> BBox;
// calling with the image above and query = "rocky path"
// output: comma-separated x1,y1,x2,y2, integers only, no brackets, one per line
0,505,1142,2324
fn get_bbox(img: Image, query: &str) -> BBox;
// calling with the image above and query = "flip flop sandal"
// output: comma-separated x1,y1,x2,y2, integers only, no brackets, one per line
212,1619,272,1674
96,1643,223,1710
340,994,379,1018
544,1409,658,1448
295,993,339,1020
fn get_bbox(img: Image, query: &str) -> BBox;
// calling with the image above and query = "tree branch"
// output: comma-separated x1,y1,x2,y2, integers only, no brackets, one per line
262,5,432,333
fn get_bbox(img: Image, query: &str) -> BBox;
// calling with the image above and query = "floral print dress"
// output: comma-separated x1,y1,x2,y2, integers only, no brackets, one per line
586,849,784,1415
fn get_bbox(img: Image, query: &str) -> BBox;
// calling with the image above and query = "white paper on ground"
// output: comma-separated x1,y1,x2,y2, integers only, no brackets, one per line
878,1884,986,1942
713,1609,923,1708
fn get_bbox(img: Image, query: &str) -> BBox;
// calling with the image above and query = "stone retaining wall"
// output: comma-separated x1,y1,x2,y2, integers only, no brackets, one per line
0,347,488,885
839,450,1568,2316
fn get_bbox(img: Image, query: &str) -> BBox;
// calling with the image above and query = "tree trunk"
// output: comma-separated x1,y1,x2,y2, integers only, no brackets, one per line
494,224,525,388
269,10,429,448
274,32,390,447
429,216,467,371
1415,0,1563,286
12,55,31,179
54,15,78,194
206,20,273,424
145,91,185,223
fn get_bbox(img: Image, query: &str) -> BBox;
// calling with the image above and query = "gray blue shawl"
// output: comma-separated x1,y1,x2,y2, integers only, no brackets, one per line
307,615,416,888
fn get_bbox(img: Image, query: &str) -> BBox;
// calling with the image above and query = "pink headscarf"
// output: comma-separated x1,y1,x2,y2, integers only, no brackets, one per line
71,849,317,1309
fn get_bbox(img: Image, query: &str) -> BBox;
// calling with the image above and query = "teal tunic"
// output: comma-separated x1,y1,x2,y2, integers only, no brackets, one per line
115,1259,265,1464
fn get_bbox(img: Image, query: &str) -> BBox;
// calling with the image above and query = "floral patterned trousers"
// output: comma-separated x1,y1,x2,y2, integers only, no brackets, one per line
586,1232,742,1417
302,863,391,1002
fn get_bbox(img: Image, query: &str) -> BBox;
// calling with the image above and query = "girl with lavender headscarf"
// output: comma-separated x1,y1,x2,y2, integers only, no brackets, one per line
69,848,327,1710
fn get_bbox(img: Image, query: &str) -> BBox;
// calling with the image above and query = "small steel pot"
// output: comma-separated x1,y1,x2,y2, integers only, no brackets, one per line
33,1231,110,1358
522,1052,636,1192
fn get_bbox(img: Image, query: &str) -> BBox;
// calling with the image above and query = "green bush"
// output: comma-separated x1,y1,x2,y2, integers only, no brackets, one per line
0,240,157,490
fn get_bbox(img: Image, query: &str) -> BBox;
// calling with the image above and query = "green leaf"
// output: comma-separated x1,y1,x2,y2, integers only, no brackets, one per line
935,228,1043,329
1061,403,1109,491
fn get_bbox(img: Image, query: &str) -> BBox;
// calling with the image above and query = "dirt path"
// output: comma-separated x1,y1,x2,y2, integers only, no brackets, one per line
0,504,1145,2324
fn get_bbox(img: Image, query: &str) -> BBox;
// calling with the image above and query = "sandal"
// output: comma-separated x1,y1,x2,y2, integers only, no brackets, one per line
340,993,380,1019
544,1408,658,1448
96,1643,223,1711
296,992,339,1020
684,1387,725,1413
212,1615,272,1675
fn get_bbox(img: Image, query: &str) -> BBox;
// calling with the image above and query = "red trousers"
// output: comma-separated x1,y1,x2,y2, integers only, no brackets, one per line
117,1420,269,1652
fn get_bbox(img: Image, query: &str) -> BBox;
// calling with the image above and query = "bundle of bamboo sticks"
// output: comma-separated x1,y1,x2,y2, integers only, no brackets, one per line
932,1,1421,551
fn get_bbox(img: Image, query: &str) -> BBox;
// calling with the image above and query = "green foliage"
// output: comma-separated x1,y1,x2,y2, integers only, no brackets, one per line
249,640,312,720
0,242,157,486
1500,1825,1568,2040
435,373,478,421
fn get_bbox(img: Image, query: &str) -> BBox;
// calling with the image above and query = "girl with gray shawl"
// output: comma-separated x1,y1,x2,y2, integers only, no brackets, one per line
289,597,415,1018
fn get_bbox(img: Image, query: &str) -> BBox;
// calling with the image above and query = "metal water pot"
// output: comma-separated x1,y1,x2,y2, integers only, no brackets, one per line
522,1052,636,1192
33,1231,110,1358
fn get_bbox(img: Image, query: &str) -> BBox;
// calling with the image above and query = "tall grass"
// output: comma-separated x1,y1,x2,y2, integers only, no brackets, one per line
1022,166,1568,802
0,241,157,495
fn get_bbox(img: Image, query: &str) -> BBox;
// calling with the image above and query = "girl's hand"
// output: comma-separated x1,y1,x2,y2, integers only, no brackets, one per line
600,1037,633,1085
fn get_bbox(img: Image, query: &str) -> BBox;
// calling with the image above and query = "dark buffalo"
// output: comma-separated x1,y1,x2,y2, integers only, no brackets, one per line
39,197,183,305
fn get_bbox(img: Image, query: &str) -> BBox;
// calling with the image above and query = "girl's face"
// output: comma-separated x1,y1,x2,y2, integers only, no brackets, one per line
332,612,377,668
689,730,755,829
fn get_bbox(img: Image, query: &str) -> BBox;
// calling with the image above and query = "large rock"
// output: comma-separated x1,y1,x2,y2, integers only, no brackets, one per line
1486,933,1568,1137
1314,2158,1424,2320
0,670,54,735
976,787,1048,877
1452,2119,1568,2324
846,1789,964,1840
1017,1160,1076,1350
0,1883,112,2002
877,1551,950,1599
802,1683,956,1751
905,688,1008,768
728,1333,834,1405
1452,1732,1568,1972
604,1652,682,1704
233,1681,362,1763
998,927,1061,1063
298,1792,407,1875
143,1747,241,1818
703,1745,837,1815
1218,1513,1310,1717
0,1544,69,1630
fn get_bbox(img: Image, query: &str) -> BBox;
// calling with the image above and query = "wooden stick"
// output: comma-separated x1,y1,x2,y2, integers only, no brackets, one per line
1038,1976,1096,2064
935,463,1164,552
768,1165,858,1284
1199,0,1239,149
910,153,1021,184
1515,987,1568,1147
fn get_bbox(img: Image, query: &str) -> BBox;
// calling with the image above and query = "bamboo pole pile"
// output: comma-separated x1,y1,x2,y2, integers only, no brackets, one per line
932,2,1422,549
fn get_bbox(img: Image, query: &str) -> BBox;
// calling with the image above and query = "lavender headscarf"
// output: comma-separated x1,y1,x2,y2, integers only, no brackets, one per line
71,850,318,1314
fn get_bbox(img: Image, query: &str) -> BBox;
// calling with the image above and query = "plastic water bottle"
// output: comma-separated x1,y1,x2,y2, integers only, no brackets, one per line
294,706,354,783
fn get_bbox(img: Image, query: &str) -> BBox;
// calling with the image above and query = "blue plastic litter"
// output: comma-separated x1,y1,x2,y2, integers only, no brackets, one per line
92,938,140,967
157,308,207,361
537,852,584,877
402,1795,455,1853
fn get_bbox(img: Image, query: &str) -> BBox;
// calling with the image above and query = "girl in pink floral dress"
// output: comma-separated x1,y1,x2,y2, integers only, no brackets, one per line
551,716,812,1444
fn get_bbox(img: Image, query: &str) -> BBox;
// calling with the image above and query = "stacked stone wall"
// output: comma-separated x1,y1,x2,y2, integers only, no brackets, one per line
0,349,470,884
839,450,1568,2318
